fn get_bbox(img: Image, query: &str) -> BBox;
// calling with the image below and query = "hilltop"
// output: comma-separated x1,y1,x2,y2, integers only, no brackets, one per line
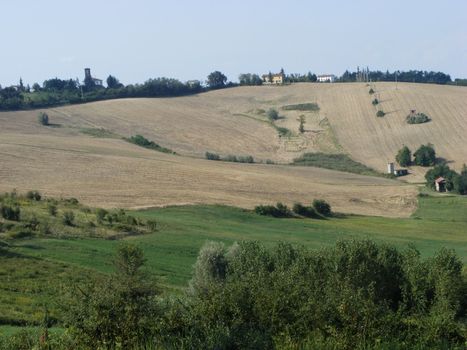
1,82,466,216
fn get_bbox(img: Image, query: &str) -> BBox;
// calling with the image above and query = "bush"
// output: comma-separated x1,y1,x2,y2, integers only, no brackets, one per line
254,202,293,218
127,135,175,154
47,203,57,216
147,220,158,231
376,110,385,117
237,155,254,163
205,152,220,161
396,146,411,167
224,155,238,162
414,144,436,167
292,203,318,218
266,108,279,121
312,199,332,216
38,112,49,126
62,211,75,226
26,190,41,201
1,204,21,221
282,103,319,111
96,208,108,224
369,88,375,94
372,98,379,105
406,112,430,124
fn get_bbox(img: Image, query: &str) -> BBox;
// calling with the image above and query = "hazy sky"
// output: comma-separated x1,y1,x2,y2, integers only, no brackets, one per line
1,0,466,86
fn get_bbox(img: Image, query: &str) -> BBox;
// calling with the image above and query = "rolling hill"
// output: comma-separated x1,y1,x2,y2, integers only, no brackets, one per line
1,82,465,216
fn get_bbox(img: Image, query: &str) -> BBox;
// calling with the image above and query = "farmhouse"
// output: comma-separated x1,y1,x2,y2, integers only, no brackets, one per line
262,71,285,85
317,74,336,83
435,177,447,192
84,68,103,86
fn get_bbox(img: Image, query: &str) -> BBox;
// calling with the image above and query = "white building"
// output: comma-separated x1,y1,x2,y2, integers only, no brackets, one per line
317,74,336,83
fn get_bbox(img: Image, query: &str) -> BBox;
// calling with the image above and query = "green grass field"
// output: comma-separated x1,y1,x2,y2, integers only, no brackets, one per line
2,193,466,325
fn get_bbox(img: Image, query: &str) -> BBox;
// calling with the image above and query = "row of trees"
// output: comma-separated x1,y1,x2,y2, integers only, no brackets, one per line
0,71,233,111
340,70,452,84
396,144,436,167
10,240,464,349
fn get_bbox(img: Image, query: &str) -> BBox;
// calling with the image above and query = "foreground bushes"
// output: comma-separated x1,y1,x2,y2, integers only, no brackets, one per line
1,240,466,349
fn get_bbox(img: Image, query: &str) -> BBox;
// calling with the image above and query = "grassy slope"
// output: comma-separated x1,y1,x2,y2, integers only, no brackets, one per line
11,194,467,292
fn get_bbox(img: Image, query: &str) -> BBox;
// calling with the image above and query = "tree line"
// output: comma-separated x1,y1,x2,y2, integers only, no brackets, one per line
2,239,465,349
339,69,452,84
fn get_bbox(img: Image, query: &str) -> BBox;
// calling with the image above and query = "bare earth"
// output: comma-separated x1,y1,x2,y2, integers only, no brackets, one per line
2,81,463,217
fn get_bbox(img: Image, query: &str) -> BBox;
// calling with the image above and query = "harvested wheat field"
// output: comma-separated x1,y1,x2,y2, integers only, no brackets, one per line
0,129,416,217
2,81,465,216
4,82,462,179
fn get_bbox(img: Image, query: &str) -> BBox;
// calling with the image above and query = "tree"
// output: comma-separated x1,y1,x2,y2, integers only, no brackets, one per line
312,199,331,216
106,75,123,89
424,164,457,191
266,108,279,121
414,144,436,166
299,115,305,133
62,244,159,348
396,146,411,167
38,112,49,126
452,165,467,194
206,71,227,89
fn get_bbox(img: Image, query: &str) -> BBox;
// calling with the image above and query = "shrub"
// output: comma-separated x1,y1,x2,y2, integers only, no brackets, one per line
282,103,319,111
38,112,49,126
254,202,293,218
265,159,275,164
396,146,412,167
47,203,57,216
205,152,220,161
96,208,108,224
224,155,238,162
26,190,42,201
276,126,292,137
238,155,254,163
369,88,375,94
62,211,75,226
406,112,430,124
127,135,175,154
266,108,279,121
23,215,40,231
146,220,158,231
414,144,436,167
376,110,385,117
292,203,318,218
372,98,379,105
312,199,332,216
1,204,21,221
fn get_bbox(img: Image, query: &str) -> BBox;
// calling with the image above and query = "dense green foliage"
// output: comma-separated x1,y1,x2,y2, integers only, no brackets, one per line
396,146,412,166
127,135,175,154
4,240,465,349
339,69,452,84
205,151,221,160
206,71,227,89
414,144,436,166
292,152,382,177
425,164,467,194
238,73,263,86
312,199,332,216
372,98,379,105
292,203,319,218
282,102,320,111
254,202,293,218
284,72,317,83
0,76,204,111
407,112,431,124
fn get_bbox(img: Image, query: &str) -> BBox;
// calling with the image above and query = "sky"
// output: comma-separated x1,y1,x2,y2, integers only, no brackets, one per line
1,0,466,86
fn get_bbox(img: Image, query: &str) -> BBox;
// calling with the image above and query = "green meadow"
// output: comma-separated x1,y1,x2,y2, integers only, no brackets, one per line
1,193,466,326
